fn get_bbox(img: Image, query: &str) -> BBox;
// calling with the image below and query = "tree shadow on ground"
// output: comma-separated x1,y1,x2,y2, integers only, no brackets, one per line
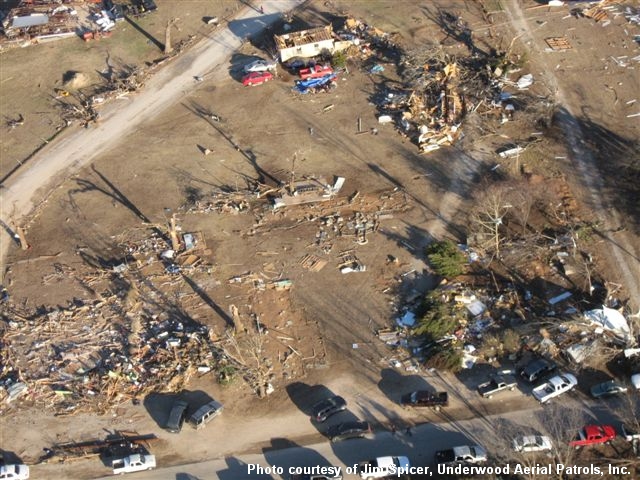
550,106,639,235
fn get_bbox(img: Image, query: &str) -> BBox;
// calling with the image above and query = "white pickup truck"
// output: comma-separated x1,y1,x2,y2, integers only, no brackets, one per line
112,454,156,475
0,464,30,480
357,456,410,480
532,373,577,403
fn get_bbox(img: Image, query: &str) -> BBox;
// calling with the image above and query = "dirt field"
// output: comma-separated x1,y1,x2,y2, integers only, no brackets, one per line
0,0,243,181
1,0,639,478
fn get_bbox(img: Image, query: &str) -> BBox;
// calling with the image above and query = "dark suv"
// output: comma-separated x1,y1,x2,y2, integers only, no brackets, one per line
519,359,556,383
164,399,188,433
327,421,371,442
312,395,347,422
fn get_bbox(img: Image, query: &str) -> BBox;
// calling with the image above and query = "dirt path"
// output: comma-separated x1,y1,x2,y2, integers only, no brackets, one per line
503,2,640,312
0,0,301,272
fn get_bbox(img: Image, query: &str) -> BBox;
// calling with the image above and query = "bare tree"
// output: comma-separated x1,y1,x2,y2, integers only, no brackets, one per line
536,403,586,478
470,183,512,257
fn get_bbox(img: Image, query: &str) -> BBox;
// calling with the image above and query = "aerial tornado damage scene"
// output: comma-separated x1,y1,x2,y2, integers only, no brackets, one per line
0,0,639,479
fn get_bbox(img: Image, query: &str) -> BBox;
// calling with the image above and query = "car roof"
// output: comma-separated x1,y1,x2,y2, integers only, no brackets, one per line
0,465,19,474
524,359,549,372
314,395,344,408
332,420,368,431
584,424,613,435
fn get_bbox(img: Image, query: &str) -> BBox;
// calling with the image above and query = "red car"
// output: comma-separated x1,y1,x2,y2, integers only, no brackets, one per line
569,424,616,448
299,64,334,80
242,71,273,86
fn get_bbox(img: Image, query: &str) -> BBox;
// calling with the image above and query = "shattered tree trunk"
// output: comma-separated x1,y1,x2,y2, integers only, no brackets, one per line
169,215,181,251
229,304,244,333
16,227,29,250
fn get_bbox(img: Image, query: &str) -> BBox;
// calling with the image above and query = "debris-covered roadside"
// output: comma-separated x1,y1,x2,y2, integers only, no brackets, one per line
0,217,298,414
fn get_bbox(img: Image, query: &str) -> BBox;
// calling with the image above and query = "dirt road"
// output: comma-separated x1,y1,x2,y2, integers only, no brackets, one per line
503,2,640,312
0,0,301,271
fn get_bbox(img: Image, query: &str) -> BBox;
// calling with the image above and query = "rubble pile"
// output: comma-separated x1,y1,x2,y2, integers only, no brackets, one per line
374,48,504,153
378,273,635,373
0,293,222,415
0,1,79,47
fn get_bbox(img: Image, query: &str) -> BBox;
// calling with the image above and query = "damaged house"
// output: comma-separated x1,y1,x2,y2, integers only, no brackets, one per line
274,24,351,62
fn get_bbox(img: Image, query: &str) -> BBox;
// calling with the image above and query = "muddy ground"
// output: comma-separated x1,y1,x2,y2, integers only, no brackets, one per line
0,0,639,478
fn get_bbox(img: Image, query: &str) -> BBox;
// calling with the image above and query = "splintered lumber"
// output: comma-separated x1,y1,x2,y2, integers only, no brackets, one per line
545,37,572,51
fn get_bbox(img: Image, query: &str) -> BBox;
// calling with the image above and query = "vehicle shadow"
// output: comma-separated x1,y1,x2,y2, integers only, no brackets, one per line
0,449,23,465
229,52,266,82
143,390,215,430
143,392,180,429
263,438,336,475
285,382,335,417
377,368,434,405
285,382,360,438
176,474,203,480
216,457,274,480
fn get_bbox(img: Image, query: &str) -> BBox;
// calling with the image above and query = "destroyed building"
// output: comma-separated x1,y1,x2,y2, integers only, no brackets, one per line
274,24,352,62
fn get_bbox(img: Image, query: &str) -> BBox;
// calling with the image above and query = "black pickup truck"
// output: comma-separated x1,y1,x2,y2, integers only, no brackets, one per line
400,391,448,410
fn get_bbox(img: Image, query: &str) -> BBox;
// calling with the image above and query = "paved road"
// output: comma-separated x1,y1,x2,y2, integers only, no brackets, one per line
0,0,301,269
88,398,630,480
90,409,535,480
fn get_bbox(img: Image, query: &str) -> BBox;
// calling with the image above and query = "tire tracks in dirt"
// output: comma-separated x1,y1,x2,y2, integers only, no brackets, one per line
504,2,640,311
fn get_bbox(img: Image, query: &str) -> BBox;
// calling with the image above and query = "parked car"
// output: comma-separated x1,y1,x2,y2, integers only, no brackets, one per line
327,421,371,442
188,400,223,430
532,373,577,403
312,395,347,422
285,58,309,70
112,454,156,474
569,424,616,448
243,59,277,73
164,399,189,433
512,435,553,453
621,424,640,442
400,391,448,410
0,464,29,480
519,359,556,383
477,373,517,398
357,456,410,479
435,445,487,466
242,71,273,86
299,64,334,80
141,0,157,12
590,380,628,398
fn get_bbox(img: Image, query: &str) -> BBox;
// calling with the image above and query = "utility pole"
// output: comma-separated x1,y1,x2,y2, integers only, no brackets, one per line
289,152,297,194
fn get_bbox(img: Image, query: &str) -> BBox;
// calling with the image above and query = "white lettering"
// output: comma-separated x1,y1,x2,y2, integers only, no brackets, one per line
246,464,283,475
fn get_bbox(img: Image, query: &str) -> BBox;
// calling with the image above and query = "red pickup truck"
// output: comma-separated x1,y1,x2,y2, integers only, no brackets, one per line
569,425,616,448
299,65,334,80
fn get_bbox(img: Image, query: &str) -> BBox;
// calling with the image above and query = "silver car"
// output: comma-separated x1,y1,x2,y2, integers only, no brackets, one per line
243,59,277,73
